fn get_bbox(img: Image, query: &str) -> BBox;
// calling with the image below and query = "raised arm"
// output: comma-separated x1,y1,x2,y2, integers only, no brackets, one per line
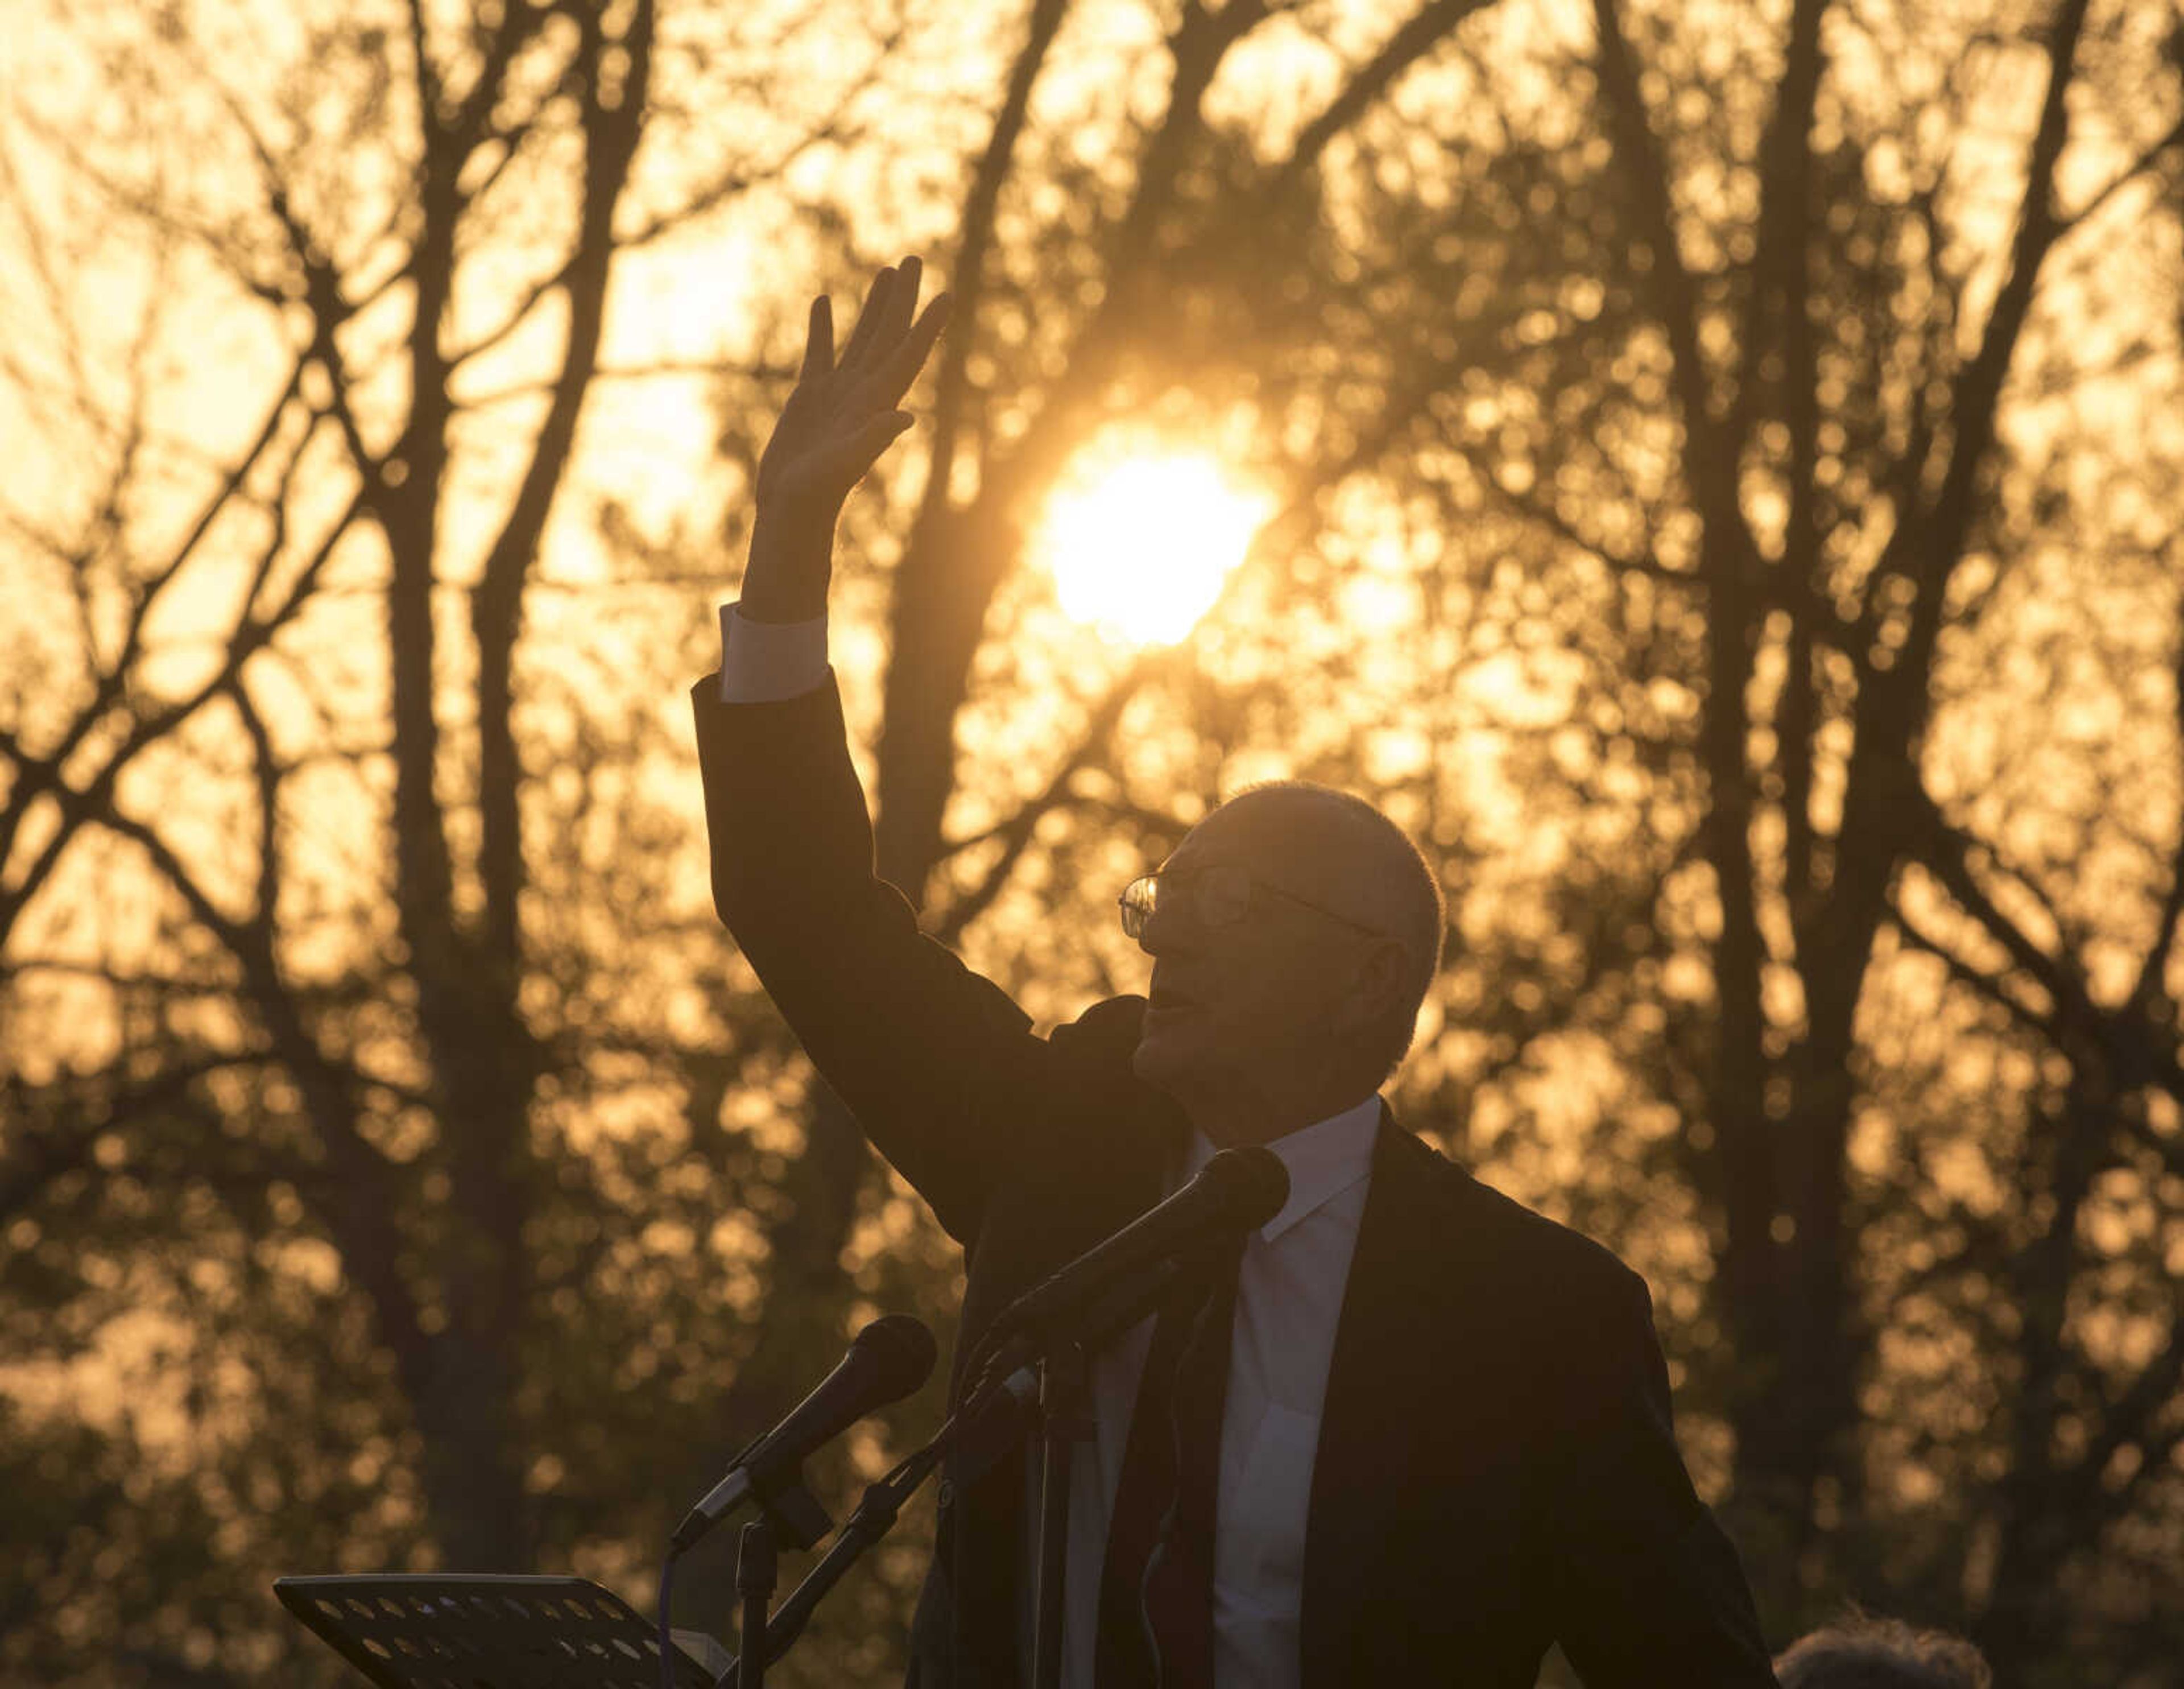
696,260,1061,1246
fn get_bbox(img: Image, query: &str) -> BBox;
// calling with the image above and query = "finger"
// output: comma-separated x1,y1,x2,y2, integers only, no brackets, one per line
890,255,923,331
837,265,896,375
872,292,951,404
879,254,923,358
797,294,834,382
847,258,918,385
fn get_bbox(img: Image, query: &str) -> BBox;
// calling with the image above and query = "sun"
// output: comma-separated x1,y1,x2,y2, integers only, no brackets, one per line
1034,451,1274,646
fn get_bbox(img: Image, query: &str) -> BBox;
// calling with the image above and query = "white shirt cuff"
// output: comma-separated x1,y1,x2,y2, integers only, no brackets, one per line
718,603,829,703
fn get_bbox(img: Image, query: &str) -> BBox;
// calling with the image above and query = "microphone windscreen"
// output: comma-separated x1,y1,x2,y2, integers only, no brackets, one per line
852,1313,939,1396
1201,1145,1289,1227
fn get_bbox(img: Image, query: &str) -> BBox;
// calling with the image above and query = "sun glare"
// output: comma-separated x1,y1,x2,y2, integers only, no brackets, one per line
1036,452,1273,646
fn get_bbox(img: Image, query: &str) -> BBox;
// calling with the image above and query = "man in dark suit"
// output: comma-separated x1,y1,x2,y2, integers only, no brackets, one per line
692,256,1777,1687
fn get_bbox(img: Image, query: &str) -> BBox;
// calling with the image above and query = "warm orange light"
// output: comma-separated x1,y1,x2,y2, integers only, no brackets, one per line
1035,451,1273,646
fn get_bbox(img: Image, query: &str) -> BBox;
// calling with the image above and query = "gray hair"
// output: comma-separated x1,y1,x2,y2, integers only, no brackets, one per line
1774,1612,1992,1689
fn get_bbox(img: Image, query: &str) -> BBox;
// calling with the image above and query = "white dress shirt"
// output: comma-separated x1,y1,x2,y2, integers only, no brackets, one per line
1059,1101,1378,1689
717,603,832,703
717,605,1381,1689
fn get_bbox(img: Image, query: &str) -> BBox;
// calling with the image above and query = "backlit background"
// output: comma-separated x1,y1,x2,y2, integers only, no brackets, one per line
3,1,2181,1683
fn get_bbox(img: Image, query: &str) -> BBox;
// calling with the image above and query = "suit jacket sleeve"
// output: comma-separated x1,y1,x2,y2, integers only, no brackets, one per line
1546,1269,1780,1687
690,672,1049,1246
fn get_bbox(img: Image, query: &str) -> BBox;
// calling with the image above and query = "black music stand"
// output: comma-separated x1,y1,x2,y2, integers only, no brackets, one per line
274,1573,723,1689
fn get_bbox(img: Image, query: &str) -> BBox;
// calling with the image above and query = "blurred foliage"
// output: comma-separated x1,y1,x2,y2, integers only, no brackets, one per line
3,0,2182,1686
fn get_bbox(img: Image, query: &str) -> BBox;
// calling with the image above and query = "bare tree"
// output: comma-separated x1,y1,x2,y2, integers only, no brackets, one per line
0,1,923,1676
9,0,2184,1682
697,0,2184,1671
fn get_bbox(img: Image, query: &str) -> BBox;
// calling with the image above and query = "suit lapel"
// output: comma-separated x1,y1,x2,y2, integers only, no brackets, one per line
1299,1110,1497,1689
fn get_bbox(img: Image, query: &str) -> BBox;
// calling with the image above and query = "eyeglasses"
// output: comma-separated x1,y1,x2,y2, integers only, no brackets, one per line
1116,864,1388,943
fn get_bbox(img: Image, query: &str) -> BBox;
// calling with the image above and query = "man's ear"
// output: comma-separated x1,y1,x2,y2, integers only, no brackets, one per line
1345,938,1411,1026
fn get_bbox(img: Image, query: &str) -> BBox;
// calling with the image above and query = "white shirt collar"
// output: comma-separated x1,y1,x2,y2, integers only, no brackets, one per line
1185,1093,1381,1243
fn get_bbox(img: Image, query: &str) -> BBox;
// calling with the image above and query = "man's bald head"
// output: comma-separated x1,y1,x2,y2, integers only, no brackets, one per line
1206,782,1445,1076
1130,781,1446,1137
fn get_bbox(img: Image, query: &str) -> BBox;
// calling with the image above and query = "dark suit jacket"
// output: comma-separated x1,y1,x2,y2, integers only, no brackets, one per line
693,674,1777,1688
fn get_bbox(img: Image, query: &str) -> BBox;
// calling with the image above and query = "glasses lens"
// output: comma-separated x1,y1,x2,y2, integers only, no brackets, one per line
1119,876,1156,939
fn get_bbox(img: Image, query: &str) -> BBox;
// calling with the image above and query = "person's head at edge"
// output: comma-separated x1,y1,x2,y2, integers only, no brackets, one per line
1773,1611,1993,1689
1127,781,1444,1147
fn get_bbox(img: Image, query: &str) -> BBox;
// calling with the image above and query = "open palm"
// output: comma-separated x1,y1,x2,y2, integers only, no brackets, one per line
756,257,951,525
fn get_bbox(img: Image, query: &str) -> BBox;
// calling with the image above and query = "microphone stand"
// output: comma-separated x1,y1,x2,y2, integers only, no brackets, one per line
716,1241,1243,1689
715,1427,954,1688
734,1522,776,1689
1012,1250,1211,1689
1029,1341,1094,1689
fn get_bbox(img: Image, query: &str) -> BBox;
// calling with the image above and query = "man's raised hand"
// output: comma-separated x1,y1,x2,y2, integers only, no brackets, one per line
742,258,949,622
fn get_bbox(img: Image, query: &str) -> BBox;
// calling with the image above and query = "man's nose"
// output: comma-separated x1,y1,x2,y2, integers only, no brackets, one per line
1136,887,1188,953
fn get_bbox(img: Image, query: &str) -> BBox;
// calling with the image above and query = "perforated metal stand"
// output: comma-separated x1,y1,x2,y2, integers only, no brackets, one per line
275,1573,721,1689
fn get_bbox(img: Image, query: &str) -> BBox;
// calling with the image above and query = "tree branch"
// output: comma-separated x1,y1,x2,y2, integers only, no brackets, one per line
1268,0,1496,192
469,0,655,978
1891,0,2090,684
1586,0,1744,534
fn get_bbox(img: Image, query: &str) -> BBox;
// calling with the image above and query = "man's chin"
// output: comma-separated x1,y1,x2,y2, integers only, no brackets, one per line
1135,1010,1246,1105
1131,1030,1189,1096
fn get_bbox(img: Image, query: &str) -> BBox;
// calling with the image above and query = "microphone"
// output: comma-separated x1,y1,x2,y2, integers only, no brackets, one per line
974,1146,1288,1376
672,1314,937,1554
